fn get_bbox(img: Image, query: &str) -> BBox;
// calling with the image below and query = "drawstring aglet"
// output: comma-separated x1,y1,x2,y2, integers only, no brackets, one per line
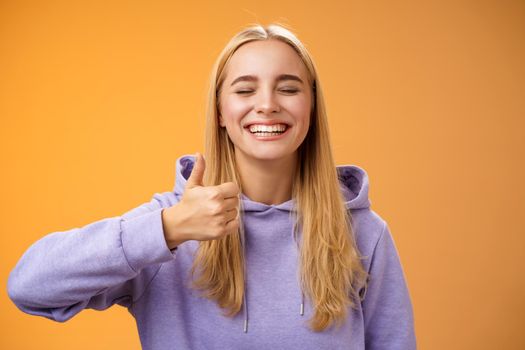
243,319,248,333
300,302,304,316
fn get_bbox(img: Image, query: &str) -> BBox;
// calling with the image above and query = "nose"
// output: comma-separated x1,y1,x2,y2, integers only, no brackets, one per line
254,89,280,114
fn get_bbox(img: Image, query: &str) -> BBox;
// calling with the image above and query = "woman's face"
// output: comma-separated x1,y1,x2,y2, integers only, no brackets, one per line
218,39,313,162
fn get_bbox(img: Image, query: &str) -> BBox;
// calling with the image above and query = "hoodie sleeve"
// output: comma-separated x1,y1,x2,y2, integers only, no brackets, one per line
7,191,178,322
361,221,417,350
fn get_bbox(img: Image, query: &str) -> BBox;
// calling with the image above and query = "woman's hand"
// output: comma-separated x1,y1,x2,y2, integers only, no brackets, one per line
162,153,240,250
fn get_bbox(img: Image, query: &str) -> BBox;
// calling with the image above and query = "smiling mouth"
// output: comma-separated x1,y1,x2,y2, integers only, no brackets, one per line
245,124,289,136
244,125,291,140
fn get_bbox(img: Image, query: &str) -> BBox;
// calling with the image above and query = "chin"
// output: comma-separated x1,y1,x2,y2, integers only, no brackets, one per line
246,150,296,162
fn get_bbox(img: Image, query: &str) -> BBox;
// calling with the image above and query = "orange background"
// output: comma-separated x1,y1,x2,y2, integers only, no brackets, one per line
1,1,524,349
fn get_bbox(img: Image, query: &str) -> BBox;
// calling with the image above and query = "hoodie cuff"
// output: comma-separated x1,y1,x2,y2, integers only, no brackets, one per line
120,207,176,272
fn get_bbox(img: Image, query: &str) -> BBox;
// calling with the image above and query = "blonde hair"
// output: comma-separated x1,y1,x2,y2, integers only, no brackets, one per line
191,23,367,331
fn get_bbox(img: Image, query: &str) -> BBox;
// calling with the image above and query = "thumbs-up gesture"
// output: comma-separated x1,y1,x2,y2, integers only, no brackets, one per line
162,153,241,250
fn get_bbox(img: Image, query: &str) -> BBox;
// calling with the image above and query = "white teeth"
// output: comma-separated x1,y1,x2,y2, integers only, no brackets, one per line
248,124,287,133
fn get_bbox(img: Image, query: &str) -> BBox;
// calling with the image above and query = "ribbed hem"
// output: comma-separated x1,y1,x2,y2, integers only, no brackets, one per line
120,208,176,272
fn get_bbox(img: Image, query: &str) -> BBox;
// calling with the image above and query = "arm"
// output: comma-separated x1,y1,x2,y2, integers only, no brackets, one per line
7,191,178,322
362,222,417,350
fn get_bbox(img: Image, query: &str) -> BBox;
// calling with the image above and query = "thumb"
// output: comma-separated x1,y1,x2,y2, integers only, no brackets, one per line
186,152,205,189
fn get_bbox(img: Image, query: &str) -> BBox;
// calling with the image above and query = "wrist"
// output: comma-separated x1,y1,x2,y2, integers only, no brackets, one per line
161,205,187,250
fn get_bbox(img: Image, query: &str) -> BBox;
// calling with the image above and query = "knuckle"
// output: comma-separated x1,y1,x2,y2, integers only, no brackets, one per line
230,182,240,194
214,218,225,230
206,188,221,200
209,227,220,238
210,202,224,215
216,227,226,237
213,189,223,200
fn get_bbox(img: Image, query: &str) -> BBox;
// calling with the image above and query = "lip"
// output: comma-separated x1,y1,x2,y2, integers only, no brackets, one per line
246,124,291,141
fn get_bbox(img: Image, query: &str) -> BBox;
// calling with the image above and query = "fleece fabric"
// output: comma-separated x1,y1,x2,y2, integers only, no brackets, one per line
7,154,416,349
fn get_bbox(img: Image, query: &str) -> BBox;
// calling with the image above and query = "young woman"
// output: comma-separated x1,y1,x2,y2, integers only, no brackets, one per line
8,24,416,349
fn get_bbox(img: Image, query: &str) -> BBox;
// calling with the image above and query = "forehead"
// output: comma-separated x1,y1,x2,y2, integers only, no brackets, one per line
224,39,308,82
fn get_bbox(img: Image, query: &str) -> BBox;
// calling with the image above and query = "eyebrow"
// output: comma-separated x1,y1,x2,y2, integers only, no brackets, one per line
230,74,304,86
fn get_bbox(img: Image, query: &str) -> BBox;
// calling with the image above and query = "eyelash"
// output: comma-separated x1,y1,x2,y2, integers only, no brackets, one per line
235,88,299,95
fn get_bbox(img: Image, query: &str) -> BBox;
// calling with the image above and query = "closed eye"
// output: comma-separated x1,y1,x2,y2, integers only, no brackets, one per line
235,90,254,95
235,88,299,95
280,88,299,94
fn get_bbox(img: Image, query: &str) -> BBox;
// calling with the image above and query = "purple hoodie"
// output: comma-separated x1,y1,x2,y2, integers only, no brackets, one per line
7,155,416,349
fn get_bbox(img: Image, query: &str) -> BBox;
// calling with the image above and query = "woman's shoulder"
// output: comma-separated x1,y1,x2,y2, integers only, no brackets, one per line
349,208,389,262
336,162,389,257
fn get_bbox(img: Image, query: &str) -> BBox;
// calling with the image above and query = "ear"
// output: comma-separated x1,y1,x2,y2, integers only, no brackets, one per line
218,114,225,127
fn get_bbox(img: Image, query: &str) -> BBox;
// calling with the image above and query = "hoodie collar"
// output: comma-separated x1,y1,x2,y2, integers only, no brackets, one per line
174,154,371,211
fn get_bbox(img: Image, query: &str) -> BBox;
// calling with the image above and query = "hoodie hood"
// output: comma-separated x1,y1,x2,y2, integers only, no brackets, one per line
173,154,371,211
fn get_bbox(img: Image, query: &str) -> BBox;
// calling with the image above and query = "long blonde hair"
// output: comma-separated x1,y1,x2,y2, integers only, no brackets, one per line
191,23,367,331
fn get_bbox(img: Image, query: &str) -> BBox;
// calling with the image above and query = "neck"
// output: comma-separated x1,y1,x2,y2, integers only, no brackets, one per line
235,151,297,206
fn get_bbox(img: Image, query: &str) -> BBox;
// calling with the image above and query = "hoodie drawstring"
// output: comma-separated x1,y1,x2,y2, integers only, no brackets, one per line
300,292,305,316
243,265,249,333
243,291,248,333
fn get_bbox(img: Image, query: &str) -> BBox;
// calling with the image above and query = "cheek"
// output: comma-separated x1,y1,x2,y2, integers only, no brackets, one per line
283,95,312,123
220,96,252,123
